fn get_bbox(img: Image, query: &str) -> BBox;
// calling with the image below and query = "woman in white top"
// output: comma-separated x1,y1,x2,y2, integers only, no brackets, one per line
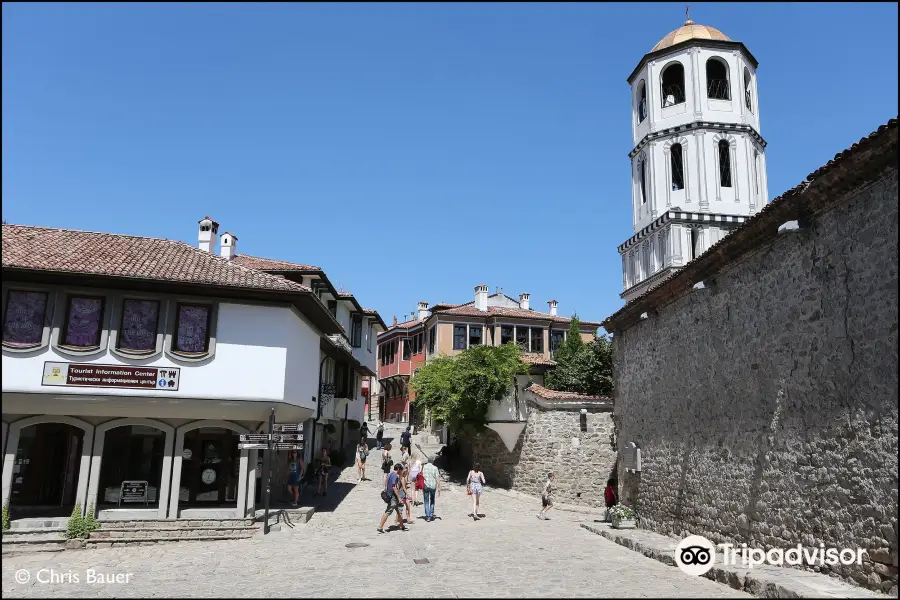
466,464,486,521
409,459,423,506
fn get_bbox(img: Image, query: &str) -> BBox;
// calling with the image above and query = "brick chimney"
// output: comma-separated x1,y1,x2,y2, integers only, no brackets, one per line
474,284,489,312
417,301,429,321
198,216,219,252
220,232,238,260
519,292,530,310
548,300,558,316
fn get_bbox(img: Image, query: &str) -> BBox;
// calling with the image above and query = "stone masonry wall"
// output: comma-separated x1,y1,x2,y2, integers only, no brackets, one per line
613,171,898,593
459,403,617,509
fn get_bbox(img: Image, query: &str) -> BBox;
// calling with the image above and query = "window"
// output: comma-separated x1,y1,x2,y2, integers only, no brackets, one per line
327,300,337,318
718,140,732,188
637,80,647,122
670,143,684,191
469,326,482,347
743,67,753,112
402,338,411,360
515,327,529,351
173,303,211,354
753,150,760,195
550,330,565,355
501,326,513,345
453,325,466,350
350,314,363,348
639,158,648,204
661,62,685,107
530,328,543,353
690,228,701,260
412,332,424,354
118,298,160,353
62,295,105,348
390,340,396,364
642,244,651,279
706,58,730,100
2,290,48,348
428,326,436,354
367,323,373,352
658,230,667,268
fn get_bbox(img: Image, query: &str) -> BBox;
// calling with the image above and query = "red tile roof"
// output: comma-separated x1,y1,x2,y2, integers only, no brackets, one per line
379,319,425,336
2,224,310,293
431,304,601,327
231,254,320,271
528,384,611,403
521,353,557,367
602,117,899,332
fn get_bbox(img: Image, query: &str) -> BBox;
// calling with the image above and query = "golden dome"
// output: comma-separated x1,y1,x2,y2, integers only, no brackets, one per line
652,20,731,52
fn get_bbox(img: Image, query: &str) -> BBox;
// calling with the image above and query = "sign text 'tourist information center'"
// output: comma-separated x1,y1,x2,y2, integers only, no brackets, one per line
41,362,181,391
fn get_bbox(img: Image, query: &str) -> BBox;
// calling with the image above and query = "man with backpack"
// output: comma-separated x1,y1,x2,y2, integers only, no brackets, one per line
377,463,407,533
400,426,411,449
375,422,384,449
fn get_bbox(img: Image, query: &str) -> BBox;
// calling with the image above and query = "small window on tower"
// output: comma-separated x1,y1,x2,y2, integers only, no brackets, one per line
670,143,684,191
639,158,648,205
661,62,685,107
637,80,647,123
706,58,730,100
743,67,753,112
718,140,732,188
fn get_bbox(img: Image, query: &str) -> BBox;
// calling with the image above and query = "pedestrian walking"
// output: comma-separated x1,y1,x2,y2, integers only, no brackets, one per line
399,464,413,524
375,422,384,449
604,479,618,521
359,421,370,442
381,443,393,487
356,439,369,483
377,463,407,533
466,464,486,520
314,447,332,497
286,450,304,507
399,445,410,469
400,426,411,449
421,458,440,522
409,459,423,505
538,472,554,520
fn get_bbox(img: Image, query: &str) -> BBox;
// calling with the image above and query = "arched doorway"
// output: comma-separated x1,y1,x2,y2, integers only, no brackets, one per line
10,423,83,516
96,424,167,511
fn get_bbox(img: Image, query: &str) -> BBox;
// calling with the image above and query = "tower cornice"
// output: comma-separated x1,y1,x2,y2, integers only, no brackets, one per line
627,38,758,85
629,121,766,159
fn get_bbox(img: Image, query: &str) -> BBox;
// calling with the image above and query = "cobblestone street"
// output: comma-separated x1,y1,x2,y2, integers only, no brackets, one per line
1,443,746,599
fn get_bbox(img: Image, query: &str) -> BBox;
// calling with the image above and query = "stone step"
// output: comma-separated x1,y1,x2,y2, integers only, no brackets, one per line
90,526,258,539
99,518,254,529
2,542,69,555
253,507,315,526
2,531,67,543
9,518,69,529
86,534,256,548
2,527,67,537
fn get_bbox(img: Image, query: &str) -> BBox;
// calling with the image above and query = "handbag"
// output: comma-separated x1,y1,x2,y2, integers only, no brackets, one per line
466,484,472,496
381,490,391,503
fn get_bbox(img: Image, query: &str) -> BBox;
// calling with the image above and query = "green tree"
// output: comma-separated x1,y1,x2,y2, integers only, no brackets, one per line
545,315,613,397
410,343,529,431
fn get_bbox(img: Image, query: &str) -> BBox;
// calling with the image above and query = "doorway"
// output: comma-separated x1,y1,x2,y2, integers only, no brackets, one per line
9,423,84,518
180,428,240,507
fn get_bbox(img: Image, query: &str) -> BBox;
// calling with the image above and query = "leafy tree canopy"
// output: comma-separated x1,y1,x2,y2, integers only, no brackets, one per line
410,343,529,430
545,314,614,398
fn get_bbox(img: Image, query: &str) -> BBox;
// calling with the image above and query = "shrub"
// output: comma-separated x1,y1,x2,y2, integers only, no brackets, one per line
83,503,99,534
65,503,88,539
610,505,636,520
2,502,10,531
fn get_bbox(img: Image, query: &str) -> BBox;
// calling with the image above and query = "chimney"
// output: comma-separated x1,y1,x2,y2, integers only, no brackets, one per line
220,232,238,260
197,216,219,253
548,299,558,316
519,292,531,310
392,316,398,326
474,284,489,312
417,301,429,321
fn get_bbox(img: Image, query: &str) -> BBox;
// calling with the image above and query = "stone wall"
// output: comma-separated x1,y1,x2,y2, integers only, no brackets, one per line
458,400,617,509
611,165,898,594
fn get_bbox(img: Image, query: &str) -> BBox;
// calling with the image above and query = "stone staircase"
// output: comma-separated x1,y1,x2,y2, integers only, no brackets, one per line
2,518,260,555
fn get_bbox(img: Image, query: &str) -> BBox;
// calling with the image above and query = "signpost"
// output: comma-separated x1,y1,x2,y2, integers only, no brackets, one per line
238,418,307,535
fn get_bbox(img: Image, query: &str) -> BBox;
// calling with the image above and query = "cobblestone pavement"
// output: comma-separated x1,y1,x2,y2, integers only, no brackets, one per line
2,438,748,598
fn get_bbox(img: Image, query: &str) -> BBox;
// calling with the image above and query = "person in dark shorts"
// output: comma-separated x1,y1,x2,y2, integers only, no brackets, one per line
381,443,393,487
286,450,304,507
538,472,554,520
377,463,407,533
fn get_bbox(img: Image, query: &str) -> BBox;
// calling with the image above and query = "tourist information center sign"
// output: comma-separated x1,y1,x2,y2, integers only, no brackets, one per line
41,362,180,391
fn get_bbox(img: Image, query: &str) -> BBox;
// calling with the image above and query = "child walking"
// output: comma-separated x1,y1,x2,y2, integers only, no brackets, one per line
538,472,554,520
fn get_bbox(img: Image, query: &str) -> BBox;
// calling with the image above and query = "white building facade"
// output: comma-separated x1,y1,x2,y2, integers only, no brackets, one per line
620,20,770,301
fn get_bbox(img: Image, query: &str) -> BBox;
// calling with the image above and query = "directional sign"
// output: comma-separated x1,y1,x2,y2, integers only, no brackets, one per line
274,443,304,451
271,433,303,443
239,434,270,442
272,423,302,433
238,443,268,450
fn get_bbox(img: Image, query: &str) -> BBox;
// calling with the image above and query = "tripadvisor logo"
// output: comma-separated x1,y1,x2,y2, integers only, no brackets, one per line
674,534,868,576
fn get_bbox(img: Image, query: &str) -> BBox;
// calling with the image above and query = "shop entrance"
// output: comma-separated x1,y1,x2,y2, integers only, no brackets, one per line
97,425,166,509
9,423,83,518
179,428,240,508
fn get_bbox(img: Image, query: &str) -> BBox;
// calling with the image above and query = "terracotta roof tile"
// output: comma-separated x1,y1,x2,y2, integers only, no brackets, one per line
603,117,899,332
528,384,611,403
521,353,557,367
431,304,601,327
379,319,425,335
231,254,320,271
2,224,310,294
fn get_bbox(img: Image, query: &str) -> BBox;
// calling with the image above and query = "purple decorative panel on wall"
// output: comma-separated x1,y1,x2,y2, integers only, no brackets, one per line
3,290,48,346
64,297,103,347
176,305,210,353
119,299,160,351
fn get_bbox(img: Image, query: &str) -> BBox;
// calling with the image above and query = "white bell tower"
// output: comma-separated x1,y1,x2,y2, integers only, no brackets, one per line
618,13,769,301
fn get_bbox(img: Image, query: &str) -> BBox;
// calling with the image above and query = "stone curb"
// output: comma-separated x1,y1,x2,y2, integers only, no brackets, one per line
580,523,885,599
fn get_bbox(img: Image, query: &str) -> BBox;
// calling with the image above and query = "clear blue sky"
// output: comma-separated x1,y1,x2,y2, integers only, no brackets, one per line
3,3,897,330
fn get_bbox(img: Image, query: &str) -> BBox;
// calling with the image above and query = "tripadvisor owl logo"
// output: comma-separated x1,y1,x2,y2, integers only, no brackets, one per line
675,535,717,576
